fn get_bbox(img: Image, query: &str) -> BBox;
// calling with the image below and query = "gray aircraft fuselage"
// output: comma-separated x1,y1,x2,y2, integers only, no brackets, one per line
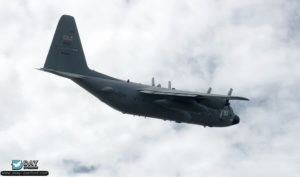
69,73,239,127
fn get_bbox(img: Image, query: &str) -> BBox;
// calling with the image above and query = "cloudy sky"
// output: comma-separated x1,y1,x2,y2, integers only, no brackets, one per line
0,0,300,176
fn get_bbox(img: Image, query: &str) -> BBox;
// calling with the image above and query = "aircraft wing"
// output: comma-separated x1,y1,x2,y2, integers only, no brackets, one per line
139,88,249,101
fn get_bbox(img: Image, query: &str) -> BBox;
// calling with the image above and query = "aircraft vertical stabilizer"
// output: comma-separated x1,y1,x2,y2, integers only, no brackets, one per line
44,15,89,75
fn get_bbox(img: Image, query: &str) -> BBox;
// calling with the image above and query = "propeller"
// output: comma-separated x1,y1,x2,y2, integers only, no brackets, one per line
225,88,233,106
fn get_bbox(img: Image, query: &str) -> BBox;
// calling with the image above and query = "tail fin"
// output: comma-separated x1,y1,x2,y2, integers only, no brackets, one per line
44,15,89,75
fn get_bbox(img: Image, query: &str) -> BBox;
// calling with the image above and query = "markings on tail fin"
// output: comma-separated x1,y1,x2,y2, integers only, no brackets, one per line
61,34,78,55
63,34,73,41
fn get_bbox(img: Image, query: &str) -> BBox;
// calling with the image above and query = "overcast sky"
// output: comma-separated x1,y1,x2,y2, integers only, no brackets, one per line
0,0,300,176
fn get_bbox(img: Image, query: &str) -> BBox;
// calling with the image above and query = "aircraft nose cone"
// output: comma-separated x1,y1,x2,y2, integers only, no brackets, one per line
232,115,240,125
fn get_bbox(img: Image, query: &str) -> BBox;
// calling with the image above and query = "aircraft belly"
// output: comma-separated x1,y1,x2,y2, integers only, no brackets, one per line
101,93,193,123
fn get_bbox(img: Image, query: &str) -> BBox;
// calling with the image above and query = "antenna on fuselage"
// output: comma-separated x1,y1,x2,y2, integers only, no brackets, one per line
168,81,171,89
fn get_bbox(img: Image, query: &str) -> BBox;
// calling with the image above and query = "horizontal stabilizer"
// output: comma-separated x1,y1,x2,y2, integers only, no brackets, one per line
37,68,86,79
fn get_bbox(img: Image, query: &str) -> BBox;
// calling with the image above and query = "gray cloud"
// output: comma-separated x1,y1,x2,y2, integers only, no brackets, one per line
63,159,98,174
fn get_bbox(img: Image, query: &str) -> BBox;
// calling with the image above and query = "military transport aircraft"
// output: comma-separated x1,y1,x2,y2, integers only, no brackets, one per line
39,15,249,127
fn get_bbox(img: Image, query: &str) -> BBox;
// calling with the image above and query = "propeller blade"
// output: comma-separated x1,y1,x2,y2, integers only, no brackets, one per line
152,77,155,86
168,81,171,89
207,87,212,94
225,88,233,106
227,88,233,96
